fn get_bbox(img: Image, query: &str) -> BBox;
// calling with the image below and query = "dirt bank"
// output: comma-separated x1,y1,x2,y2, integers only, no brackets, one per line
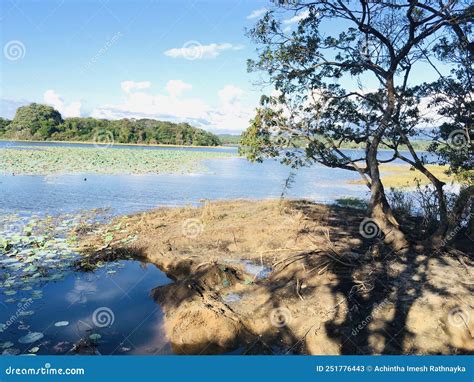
78,199,473,355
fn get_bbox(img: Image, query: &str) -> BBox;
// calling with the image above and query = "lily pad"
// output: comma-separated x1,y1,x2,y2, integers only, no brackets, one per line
18,332,44,344
18,310,34,316
89,333,101,342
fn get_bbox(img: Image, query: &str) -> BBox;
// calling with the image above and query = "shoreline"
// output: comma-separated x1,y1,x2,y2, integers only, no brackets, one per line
77,199,473,355
0,138,431,153
0,138,235,150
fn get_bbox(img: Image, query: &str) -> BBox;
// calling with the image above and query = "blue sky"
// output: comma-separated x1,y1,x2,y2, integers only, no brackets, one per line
1,0,273,132
1,0,446,133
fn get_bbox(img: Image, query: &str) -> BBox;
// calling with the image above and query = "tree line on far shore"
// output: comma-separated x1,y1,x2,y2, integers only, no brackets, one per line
0,103,221,146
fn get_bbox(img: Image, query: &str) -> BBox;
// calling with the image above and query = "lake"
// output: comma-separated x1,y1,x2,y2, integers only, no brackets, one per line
0,141,429,355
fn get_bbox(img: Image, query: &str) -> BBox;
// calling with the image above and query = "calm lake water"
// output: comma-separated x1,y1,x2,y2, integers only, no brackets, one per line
0,141,433,355
0,141,372,216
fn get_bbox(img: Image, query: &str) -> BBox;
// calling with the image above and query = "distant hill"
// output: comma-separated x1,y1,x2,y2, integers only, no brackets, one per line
0,103,221,147
217,134,241,145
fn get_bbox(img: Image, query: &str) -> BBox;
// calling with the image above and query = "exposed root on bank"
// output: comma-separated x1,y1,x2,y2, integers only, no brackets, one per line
78,199,474,355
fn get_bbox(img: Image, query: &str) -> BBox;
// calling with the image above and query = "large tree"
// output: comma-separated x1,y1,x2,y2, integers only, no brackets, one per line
9,103,63,139
241,0,473,252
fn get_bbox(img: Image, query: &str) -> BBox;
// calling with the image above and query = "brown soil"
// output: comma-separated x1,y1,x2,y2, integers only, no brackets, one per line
78,199,474,355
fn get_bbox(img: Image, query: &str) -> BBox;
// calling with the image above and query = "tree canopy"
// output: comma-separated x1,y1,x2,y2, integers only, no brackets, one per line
240,0,473,251
1,104,221,146
8,103,63,139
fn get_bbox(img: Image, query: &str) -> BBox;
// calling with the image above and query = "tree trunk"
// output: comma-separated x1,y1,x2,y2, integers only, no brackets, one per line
367,156,411,253
366,76,411,254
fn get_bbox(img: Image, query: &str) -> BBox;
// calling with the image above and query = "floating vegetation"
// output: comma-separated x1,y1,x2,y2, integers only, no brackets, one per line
18,332,44,344
0,146,234,175
89,333,101,342
0,211,107,306
0,208,137,354
54,321,69,327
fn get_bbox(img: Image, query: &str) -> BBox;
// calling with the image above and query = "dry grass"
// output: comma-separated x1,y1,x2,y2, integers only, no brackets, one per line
349,164,455,188
78,199,474,355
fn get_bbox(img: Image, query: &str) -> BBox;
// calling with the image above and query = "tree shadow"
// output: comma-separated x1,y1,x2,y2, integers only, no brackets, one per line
78,200,473,355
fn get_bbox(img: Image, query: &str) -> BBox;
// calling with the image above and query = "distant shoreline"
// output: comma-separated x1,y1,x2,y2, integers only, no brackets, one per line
0,138,431,153
0,138,235,150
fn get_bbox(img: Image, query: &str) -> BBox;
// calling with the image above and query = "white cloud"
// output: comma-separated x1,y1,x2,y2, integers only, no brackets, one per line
165,79,192,97
211,85,252,131
283,10,310,24
164,43,244,60
43,90,81,117
91,81,254,132
121,80,151,93
218,85,244,106
247,7,267,19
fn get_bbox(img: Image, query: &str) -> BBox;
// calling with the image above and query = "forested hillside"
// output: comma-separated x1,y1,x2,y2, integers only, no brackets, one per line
0,103,221,146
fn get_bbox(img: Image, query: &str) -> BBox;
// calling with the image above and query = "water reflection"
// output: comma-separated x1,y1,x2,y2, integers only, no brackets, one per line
0,260,172,355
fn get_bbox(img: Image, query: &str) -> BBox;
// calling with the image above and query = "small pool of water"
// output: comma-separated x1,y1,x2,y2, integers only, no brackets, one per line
224,259,271,280
0,260,172,355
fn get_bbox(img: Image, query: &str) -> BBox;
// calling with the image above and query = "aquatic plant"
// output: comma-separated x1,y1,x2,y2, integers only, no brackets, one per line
0,146,235,175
